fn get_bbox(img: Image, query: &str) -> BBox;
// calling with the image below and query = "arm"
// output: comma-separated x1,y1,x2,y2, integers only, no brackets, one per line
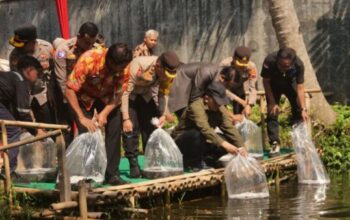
65,55,98,132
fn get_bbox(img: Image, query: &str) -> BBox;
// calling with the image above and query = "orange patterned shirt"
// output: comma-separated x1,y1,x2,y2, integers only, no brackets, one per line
66,48,127,110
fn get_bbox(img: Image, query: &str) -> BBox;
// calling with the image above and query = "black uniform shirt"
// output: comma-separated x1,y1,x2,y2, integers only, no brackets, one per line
0,71,32,122
261,52,305,87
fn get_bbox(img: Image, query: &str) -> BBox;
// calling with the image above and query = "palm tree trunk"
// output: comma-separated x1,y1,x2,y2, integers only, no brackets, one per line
268,0,336,125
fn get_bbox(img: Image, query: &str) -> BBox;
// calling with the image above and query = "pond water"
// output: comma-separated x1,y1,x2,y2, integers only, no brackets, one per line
144,173,350,219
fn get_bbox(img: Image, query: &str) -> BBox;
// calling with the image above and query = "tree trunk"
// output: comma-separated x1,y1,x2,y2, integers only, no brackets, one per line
268,0,337,125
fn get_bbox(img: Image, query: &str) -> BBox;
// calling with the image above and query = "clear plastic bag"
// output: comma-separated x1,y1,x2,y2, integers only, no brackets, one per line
143,128,184,179
65,129,107,184
292,122,330,184
235,118,264,160
224,154,269,199
16,132,57,181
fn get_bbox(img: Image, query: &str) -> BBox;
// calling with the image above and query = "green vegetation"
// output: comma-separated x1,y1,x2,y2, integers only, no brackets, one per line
315,105,350,172
250,98,350,172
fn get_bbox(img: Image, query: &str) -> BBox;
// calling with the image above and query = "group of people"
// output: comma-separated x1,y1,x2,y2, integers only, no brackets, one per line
0,21,308,185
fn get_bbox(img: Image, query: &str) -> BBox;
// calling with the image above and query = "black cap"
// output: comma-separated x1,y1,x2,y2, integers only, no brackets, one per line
159,51,180,74
233,46,251,67
9,24,37,48
206,82,230,106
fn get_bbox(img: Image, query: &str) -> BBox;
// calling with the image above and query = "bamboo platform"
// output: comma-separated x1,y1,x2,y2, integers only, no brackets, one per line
8,152,297,219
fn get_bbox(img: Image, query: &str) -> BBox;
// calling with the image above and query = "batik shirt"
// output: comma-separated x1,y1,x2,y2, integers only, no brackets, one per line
66,48,126,110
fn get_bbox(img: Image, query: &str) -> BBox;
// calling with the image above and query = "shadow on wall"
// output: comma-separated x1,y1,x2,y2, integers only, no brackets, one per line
309,0,350,104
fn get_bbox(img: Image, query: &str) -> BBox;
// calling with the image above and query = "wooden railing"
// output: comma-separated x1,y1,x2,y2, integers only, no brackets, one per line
0,120,71,206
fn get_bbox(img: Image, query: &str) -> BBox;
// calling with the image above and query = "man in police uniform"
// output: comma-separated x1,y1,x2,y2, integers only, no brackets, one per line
53,22,99,144
220,46,258,117
9,24,55,124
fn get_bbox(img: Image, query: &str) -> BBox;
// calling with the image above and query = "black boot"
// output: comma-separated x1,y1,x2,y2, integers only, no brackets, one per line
128,157,141,178
104,174,129,185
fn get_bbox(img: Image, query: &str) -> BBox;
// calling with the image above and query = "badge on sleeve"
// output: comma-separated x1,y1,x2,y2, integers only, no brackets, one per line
57,50,66,59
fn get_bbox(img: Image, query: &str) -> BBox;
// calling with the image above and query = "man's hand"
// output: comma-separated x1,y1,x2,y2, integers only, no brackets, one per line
238,147,248,157
229,114,244,124
301,109,309,122
222,141,239,155
165,112,176,123
157,115,166,128
97,112,108,128
79,116,97,132
123,119,133,133
268,104,280,116
243,105,252,117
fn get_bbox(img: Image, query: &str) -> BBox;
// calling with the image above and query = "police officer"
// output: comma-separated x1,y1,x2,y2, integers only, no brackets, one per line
0,56,45,173
9,24,55,124
261,47,308,157
220,46,258,117
53,22,99,145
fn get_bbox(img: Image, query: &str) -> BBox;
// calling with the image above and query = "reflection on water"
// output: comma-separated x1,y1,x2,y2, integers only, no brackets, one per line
142,173,350,219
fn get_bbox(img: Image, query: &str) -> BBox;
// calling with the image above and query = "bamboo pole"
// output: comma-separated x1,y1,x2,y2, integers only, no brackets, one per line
56,132,72,202
259,95,266,149
1,122,12,207
78,181,88,219
0,120,68,130
0,129,61,151
50,201,78,211
93,169,220,193
255,88,321,96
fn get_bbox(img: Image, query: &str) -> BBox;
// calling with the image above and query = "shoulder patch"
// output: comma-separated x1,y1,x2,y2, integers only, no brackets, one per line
57,50,67,59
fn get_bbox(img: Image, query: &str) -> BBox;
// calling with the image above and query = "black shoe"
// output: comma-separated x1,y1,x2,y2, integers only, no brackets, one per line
128,158,141,178
187,161,213,172
105,175,130,185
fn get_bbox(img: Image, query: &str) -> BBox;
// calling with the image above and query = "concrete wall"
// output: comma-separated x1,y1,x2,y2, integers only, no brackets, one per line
0,0,349,103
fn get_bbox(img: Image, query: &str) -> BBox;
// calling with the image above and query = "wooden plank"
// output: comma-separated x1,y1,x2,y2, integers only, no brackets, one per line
1,122,12,206
56,132,71,202
0,129,61,151
78,181,88,219
259,95,266,149
0,120,68,130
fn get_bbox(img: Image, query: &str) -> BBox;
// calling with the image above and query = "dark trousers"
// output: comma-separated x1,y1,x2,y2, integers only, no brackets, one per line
73,100,123,179
57,103,75,146
0,103,21,171
175,129,226,168
31,99,55,124
266,84,302,144
123,96,160,158
231,88,246,114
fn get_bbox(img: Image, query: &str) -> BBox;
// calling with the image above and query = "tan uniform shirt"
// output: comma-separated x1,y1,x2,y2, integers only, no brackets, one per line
220,57,258,105
121,56,171,115
133,43,153,58
53,37,86,96
9,39,53,106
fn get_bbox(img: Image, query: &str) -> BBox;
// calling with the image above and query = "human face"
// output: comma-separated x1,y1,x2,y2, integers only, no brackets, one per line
231,59,248,73
204,95,220,111
22,40,36,54
144,34,158,49
22,66,38,84
277,58,293,73
154,61,166,80
77,34,97,51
